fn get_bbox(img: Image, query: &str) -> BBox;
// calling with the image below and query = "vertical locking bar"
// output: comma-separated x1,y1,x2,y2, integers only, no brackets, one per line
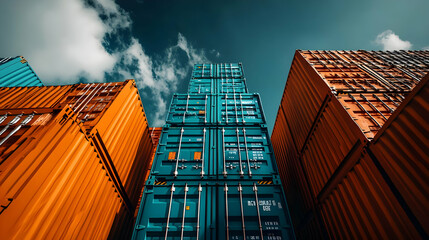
240,94,245,123
180,183,189,240
253,183,264,239
233,79,238,123
242,128,252,177
0,114,34,147
0,114,22,137
225,183,230,240
222,128,227,177
196,183,202,240
165,184,175,240
236,128,244,177
0,114,8,125
225,94,228,124
238,183,246,239
204,95,208,123
174,127,184,177
201,128,206,177
183,94,190,124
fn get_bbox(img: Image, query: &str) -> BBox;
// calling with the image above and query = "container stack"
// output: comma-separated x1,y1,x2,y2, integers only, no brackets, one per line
271,50,429,239
0,56,43,87
0,80,154,239
133,64,295,239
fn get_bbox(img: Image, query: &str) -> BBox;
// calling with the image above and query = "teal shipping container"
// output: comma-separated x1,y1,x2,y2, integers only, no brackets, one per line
0,56,43,87
133,63,295,239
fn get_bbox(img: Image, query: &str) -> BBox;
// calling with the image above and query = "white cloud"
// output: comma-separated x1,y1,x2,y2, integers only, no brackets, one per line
423,46,429,50
375,30,412,51
0,0,216,126
118,34,210,125
0,0,122,84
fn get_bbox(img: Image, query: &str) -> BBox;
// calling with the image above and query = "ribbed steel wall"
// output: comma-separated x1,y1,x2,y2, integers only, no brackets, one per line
0,56,43,87
271,50,429,239
133,64,295,239
0,80,154,239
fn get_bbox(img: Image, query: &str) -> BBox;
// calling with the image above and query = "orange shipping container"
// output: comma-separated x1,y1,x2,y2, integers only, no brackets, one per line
368,73,429,234
0,80,153,239
272,50,429,239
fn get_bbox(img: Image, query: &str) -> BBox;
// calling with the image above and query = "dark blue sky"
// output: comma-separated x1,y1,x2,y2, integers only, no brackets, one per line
116,0,428,130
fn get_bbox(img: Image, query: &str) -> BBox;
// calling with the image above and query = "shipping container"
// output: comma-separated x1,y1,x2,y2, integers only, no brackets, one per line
218,77,248,94
217,93,266,125
133,181,294,240
192,63,244,79
218,126,278,179
0,56,43,87
188,78,215,94
150,126,279,180
134,63,295,239
368,73,429,235
271,50,429,239
0,80,153,239
151,126,212,179
166,94,211,125
188,77,248,94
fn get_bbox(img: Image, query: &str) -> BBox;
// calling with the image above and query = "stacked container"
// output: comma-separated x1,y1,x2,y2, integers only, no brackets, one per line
0,80,154,239
271,50,429,239
133,64,295,239
0,56,43,87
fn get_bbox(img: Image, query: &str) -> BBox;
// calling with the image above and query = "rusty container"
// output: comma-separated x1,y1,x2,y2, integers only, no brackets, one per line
272,50,429,239
368,73,429,235
0,80,153,239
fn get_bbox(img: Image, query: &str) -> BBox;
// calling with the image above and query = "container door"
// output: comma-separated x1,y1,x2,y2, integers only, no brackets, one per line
134,183,207,239
218,127,277,179
166,95,210,125
152,127,210,178
192,64,214,78
216,183,294,240
217,94,265,125
188,79,214,94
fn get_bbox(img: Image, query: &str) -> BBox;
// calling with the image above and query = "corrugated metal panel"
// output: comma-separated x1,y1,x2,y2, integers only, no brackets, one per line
0,56,43,87
166,94,211,125
299,95,366,196
271,50,429,239
217,93,266,125
0,108,123,239
272,107,313,212
0,80,153,239
368,73,429,235
299,50,429,138
319,152,421,239
134,62,295,239
192,63,244,79
0,85,73,110
133,182,294,240
280,52,331,151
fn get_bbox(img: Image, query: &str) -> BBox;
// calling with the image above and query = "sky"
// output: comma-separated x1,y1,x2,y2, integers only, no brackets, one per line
1,0,428,131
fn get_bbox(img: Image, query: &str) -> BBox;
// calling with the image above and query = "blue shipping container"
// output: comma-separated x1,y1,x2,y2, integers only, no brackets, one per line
0,56,43,87
134,63,295,239
192,63,244,79
133,181,294,240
